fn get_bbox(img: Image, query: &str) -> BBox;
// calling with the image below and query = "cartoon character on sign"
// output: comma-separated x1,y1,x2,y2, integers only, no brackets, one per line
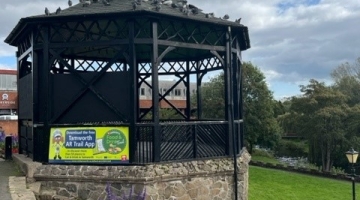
52,129,64,159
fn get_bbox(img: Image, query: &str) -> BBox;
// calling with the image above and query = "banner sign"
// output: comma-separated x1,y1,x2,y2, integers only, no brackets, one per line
0,92,17,109
48,127,129,164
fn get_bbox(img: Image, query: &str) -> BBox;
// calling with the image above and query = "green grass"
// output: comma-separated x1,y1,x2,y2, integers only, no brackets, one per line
249,166,359,200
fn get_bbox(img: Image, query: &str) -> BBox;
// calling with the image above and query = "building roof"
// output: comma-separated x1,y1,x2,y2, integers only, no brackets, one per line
5,0,248,46
33,0,243,26
0,69,17,75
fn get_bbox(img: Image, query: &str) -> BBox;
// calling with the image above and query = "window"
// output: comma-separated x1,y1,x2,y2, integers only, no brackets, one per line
163,88,167,95
175,89,181,96
140,88,145,96
148,88,152,95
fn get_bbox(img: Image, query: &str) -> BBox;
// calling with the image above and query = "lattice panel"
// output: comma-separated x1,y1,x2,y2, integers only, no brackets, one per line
138,58,223,75
196,124,226,158
232,35,238,49
139,62,152,74
189,61,197,72
50,58,126,73
158,61,186,74
158,21,186,42
49,19,129,43
160,124,193,161
34,25,45,44
135,126,154,163
19,53,33,78
74,59,126,72
134,18,152,39
51,58,70,74
198,57,223,71
18,34,32,55
158,20,226,46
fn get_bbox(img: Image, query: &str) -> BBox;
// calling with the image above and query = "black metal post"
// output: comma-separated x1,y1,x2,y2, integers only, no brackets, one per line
185,61,191,120
128,20,137,163
16,51,22,155
196,62,202,120
352,166,356,200
151,21,161,162
5,136,12,160
41,26,50,163
226,26,238,200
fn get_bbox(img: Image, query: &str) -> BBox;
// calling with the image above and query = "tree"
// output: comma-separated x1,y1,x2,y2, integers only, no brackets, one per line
242,62,281,152
290,79,349,172
331,57,360,106
196,62,281,153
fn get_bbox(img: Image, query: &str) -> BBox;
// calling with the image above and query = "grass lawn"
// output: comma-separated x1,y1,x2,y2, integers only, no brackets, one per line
251,155,280,165
249,166,359,200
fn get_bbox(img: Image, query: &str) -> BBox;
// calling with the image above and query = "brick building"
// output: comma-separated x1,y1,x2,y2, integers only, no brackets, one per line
0,69,18,136
139,80,197,112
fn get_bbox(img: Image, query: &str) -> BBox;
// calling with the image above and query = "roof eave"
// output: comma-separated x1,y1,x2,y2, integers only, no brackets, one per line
5,10,248,47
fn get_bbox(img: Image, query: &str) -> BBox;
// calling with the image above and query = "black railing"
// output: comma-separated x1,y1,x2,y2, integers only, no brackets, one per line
20,120,241,164
135,125,153,163
19,124,33,158
134,120,241,164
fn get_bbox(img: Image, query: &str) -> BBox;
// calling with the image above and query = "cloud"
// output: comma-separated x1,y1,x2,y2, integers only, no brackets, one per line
0,0,359,99
189,0,360,98
0,63,15,70
0,39,16,57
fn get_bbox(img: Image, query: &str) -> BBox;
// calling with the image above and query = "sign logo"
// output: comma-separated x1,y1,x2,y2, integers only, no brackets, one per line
2,94,8,101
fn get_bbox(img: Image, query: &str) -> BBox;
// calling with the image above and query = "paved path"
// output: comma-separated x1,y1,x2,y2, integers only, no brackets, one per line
0,158,23,200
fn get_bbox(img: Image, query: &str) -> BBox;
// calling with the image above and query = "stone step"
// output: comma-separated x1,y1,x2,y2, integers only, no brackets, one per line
8,176,36,200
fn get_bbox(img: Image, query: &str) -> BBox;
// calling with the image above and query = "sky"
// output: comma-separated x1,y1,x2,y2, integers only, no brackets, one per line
0,0,359,100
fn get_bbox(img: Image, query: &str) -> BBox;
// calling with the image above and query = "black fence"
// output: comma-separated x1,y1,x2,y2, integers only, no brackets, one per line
18,120,241,164
134,120,241,164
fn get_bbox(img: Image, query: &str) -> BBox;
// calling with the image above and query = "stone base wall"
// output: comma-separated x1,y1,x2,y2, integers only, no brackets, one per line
17,148,251,200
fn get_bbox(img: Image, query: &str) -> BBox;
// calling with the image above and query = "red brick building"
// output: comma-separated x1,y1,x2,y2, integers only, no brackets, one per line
139,80,196,113
0,69,18,136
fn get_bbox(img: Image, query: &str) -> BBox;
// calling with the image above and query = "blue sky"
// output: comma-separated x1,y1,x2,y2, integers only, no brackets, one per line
277,0,321,13
1,0,360,100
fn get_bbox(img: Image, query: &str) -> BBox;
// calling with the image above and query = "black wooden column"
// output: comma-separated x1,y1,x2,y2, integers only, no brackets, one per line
196,61,202,120
185,61,191,120
15,50,22,154
151,21,160,162
36,26,50,163
225,27,234,156
32,32,43,161
232,38,241,154
128,20,137,163
238,53,245,149
234,39,244,150
227,27,239,200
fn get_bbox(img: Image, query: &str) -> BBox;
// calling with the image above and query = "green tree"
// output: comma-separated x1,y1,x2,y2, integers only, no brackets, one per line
290,79,349,171
195,62,281,153
243,62,281,152
331,57,360,106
